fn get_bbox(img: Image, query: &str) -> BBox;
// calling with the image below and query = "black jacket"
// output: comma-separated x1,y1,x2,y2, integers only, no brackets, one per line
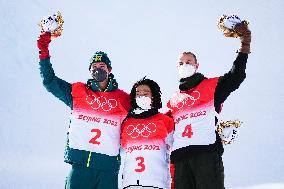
171,52,248,163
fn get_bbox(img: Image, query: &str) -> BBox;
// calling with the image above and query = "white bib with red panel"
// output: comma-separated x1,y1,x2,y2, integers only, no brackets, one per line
167,78,219,151
68,83,128,156
121,114,174,189
123,141,170,188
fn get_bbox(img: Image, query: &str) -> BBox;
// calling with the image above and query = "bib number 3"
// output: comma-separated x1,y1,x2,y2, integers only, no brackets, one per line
135,156,145,172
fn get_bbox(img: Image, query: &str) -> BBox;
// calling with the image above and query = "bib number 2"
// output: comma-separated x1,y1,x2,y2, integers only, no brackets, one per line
89,129,101,145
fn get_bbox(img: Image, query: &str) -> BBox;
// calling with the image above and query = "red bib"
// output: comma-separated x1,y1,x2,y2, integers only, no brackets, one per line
121,113,174,189
167,78,219,150
69,82,130,156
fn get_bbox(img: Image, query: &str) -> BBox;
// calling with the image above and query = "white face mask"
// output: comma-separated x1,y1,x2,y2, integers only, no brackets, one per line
136,96,152,110
178,64,196,79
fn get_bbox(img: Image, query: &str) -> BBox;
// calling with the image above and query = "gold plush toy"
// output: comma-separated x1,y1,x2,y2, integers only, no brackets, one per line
218,14,249,38
217,120,242,145
38,11,64,39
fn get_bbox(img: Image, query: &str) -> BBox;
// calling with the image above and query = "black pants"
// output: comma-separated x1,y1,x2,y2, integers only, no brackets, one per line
173,151,225,189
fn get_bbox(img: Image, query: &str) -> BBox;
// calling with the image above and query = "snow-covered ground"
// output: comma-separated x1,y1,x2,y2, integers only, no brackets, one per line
233,184,284,189
1,0,283,188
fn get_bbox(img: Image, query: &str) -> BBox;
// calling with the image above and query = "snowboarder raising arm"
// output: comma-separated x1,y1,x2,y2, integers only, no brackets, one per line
38,32,73,107
37,32,131,189
167,22,251,189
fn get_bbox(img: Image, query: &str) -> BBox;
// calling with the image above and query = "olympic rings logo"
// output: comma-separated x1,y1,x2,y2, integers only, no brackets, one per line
86,95,118,111
174,91,200,109
126,123,157,139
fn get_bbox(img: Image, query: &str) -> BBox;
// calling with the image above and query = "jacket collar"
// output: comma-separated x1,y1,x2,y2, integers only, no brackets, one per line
130,108,159,119
121,108,159,125
179,73,206,91
86,73,118,92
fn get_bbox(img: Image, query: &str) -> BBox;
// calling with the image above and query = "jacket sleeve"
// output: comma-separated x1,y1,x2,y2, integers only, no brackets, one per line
214,52,248,113
39,58,73,108
120,92,131,112
163,114,175,150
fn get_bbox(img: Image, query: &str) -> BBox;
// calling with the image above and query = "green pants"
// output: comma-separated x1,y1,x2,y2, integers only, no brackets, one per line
174,151,225,189
65,163,118,189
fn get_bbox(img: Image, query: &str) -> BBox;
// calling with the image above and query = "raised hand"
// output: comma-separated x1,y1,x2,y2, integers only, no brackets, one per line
234,22,251,53
37,32,51,60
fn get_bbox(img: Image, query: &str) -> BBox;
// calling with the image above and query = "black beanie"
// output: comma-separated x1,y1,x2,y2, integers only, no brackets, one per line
89,51,112,69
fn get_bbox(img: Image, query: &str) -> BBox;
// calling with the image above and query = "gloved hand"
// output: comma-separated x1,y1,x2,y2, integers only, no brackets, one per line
165,110,173,118
234,21,251,53
37,32,51,60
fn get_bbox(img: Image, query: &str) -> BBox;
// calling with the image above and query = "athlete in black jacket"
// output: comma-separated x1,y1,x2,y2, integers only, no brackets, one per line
171,52,248,162
168,22,251,189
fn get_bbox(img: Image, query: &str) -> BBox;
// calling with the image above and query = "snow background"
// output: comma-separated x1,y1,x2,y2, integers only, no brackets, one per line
0,0,283,188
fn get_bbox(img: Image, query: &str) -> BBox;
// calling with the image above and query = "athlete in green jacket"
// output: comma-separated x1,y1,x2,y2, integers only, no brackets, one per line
37,32,131,189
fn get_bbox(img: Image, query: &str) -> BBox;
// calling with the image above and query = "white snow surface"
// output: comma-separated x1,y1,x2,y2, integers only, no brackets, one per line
233,184,284,189
0,0,284,189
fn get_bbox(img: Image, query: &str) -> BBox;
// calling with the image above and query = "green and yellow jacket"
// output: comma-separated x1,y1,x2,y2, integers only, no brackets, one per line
39,58,131,172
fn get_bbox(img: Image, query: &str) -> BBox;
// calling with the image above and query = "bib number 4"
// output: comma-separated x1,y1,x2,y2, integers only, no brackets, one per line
182,124,193,138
